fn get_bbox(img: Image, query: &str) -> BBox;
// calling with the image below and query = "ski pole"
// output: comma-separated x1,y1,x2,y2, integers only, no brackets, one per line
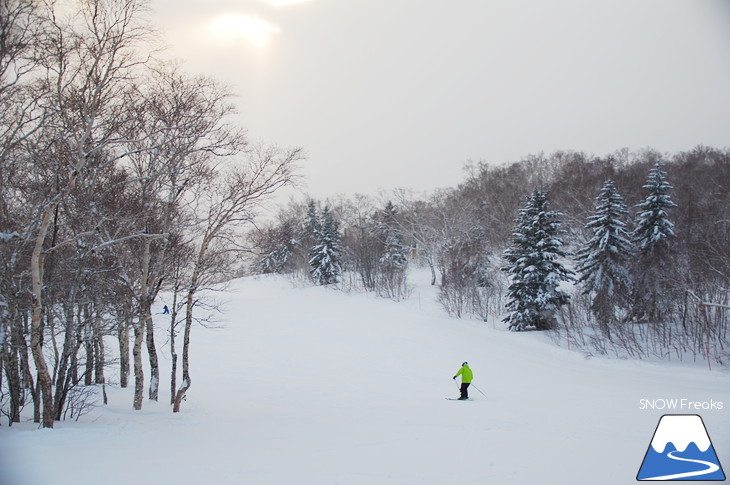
470,383,488,398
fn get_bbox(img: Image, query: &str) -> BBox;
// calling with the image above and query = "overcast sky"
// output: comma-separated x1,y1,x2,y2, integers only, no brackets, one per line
150,0,730,198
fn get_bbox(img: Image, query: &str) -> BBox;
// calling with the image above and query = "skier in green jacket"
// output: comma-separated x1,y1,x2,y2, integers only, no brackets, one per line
453,362,473,400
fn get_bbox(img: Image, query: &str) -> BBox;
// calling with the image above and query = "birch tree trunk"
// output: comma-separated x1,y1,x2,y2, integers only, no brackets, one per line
118,309,130,388
53,302,76,420
83,305,94,386
169,289,179,405
19,313,33,392
140,238,160,401
172,288,195,413
0,318,6,399
143,301,158,401
94,305,105,385
132,321,144,410
173,241,207,413
2,356,21,424
4,319,22,424
30,205,56,428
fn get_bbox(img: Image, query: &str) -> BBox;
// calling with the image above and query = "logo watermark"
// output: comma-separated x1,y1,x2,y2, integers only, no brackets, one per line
639,399,724,411
637,414,725,481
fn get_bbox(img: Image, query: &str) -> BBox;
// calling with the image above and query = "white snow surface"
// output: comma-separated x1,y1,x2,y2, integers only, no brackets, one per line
1,271,728,485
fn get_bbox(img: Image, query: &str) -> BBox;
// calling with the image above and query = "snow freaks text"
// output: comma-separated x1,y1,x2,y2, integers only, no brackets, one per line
639,399,724,411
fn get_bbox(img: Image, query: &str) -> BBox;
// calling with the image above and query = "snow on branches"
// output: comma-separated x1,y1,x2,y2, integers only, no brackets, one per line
502,190,574,331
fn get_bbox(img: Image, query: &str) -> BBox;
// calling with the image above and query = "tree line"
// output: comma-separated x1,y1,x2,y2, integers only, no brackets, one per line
0,0,300,427
253,147,730,365
2,0,728,430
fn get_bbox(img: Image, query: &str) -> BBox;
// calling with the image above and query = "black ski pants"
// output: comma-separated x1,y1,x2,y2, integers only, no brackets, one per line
460,382,470,399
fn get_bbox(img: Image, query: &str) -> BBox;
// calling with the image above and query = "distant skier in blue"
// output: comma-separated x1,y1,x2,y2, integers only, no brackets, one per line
162,305,169,315
453,362,473,400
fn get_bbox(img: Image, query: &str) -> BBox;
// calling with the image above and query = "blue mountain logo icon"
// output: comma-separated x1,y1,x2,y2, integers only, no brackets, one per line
637,414,725,481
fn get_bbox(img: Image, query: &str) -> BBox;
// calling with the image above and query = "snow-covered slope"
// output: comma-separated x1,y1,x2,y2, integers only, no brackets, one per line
1,272,728,485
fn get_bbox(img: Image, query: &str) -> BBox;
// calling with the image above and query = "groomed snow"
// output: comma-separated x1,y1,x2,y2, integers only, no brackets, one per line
1,271,728,484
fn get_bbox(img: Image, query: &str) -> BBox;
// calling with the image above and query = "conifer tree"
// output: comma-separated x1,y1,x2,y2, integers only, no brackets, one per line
633,162,677,254
257,221,297,274
576,180,633,332
374,201,409,299
304,200,320,241
310,205,341,285
630,162,678,322
377,201,408,271
502,190,574,331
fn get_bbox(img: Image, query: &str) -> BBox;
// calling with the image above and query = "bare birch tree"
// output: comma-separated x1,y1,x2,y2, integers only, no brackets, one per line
24,0,153,427
173,144,303,412
0,0,45,426
123,63,239,403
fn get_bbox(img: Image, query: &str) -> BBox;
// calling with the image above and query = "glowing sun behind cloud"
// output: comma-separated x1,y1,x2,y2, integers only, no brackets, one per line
211,14,280,48
267,0,312,6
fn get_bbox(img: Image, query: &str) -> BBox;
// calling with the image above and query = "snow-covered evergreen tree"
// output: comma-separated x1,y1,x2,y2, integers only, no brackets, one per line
502,190,574,331
630,162,678,323
575,180,633,330
310,205,342,285
377,201,408,271
304,199,320,243
256,221,298,274
258,240,291,274
373,201,410,299
633,161,677,254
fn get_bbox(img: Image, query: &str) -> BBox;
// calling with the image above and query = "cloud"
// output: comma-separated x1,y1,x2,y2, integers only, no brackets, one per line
210,14,281,48
265,0,313,7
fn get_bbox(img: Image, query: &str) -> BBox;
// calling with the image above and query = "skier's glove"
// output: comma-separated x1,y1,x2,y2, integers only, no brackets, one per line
453,376,456,380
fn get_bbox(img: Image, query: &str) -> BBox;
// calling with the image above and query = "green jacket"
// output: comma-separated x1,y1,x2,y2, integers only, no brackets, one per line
454,365,473,383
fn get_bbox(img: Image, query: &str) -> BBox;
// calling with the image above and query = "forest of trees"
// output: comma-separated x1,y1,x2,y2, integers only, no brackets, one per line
253,147,730,367
0,0,301,427
2,0,729,430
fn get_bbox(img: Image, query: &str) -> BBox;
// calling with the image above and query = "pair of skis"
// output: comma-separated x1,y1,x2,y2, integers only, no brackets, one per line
447,382,486,401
